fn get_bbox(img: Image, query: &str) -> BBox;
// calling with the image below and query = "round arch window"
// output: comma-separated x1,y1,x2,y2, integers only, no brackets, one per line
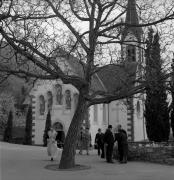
137,101,141,118
39,95,45,115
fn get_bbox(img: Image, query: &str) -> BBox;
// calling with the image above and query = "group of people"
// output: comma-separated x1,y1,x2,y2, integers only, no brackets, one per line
95,124,128,164
46,124,128,164
46,126,92,161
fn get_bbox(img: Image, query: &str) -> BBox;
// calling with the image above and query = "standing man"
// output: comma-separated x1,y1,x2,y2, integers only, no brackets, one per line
104,125,115,163
115,124,128,163
95,128,105,158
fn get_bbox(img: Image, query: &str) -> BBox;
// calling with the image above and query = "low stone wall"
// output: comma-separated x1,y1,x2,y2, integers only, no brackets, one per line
128,141,174,165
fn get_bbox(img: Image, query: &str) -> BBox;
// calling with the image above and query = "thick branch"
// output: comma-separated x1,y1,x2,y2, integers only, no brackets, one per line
88,84,145,106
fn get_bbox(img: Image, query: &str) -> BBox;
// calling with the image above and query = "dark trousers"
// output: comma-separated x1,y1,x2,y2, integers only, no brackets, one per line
97,143,105,158
106,144,114,162
118,144,128,162
118,146,123,162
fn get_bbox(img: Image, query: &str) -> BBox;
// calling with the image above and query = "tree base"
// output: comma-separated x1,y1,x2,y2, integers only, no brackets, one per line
45,164,91,171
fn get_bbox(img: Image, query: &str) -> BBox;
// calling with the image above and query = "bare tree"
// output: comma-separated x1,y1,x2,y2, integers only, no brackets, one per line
0,0,174,169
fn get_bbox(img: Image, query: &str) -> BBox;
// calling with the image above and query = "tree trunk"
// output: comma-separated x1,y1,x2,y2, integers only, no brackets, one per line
59,93,87,169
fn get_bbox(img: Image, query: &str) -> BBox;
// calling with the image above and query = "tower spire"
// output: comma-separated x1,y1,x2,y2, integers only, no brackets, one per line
125,0,139,25
122,0,142,41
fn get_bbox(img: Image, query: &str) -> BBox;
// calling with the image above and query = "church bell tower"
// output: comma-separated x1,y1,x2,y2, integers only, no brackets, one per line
121,0,144,141
122,0,143,64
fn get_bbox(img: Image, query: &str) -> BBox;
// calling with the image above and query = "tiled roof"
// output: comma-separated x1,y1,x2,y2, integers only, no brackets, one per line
51,47,85,78
52,47,105,92
97,62,137,93
52,48,137,93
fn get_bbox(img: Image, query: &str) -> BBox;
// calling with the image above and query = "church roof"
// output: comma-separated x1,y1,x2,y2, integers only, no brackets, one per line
53,48,138,94
122,0,142,41
52,47,106,92
52,47,85,78
97,62,137,93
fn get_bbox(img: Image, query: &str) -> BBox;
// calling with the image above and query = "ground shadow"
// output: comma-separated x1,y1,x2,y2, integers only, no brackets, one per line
45,164,91,171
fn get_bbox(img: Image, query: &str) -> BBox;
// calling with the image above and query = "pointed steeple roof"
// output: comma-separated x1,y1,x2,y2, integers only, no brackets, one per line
125,0,139,25
122,0,142,41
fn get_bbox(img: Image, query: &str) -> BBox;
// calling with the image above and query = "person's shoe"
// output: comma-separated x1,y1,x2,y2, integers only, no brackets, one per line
101,154,105,158
108,161,114,163
107,160,114,163
120,161,127,164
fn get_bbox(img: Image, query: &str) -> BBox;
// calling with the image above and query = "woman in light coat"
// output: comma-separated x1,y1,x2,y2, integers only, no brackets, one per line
47,127,58,161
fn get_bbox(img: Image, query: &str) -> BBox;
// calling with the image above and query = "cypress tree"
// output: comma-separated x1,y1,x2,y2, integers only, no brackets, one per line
3,110,13,142
171,97,174,138
24,106,33,145
43,111,51,146
144,29,170,142
170,60,174,137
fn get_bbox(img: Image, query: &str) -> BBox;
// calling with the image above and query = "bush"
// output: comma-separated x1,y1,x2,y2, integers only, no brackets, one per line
3,110,13,142
43,111,51,146
24,106,33,145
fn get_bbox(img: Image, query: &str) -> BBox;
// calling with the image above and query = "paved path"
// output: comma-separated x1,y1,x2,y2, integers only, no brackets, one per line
0,142,174,180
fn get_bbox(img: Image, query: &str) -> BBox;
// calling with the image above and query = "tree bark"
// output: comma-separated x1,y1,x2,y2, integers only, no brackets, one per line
59,93,87,169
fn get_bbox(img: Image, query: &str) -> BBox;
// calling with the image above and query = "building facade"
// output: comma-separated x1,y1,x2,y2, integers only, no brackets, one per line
30,0,146,146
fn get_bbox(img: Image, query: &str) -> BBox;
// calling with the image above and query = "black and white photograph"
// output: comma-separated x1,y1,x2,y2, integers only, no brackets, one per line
0,0,174,179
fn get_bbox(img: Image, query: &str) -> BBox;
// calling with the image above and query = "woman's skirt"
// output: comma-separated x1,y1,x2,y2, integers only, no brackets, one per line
47,140,58,158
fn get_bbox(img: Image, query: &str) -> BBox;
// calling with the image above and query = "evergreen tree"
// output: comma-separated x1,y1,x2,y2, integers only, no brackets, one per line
3,110,13,142
170,59,174,137
170,98,174,138
43,111,51,146
24,106,33,145
144,29,170,142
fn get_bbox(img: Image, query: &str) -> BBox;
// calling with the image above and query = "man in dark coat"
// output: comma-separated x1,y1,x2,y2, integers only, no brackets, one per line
95,128,105,158
115,124,128,163
104,125,115,163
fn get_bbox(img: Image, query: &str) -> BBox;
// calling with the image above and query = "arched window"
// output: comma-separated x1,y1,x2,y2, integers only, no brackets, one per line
55,84,62,105
53,122,63,131
39,95,45,115
127,45,136,62
65,90,71,109
94,105,98,123
137,101,141,118
73,93,79,108
47,91,53,111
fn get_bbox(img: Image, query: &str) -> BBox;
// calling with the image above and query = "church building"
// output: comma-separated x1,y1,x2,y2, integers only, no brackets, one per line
30,0,146,146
